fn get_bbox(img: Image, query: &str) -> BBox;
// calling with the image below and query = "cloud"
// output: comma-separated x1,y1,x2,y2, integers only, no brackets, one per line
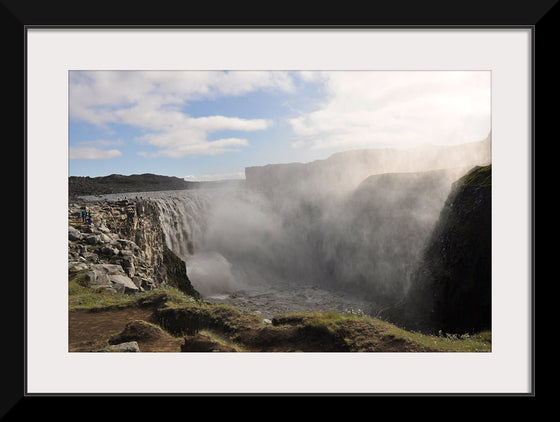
289,71,491,151
135,115,269,157
74,139,124,147
141,137,250,158
69,71,295,125
69,146,122,160
69,71,286,157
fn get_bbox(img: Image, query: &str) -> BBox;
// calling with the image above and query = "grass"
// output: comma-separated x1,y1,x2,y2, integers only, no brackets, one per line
377,320,491,352
69,273,491,352
458,165,491,188
275,310,491,352
68,272,198,311
197,329,247,352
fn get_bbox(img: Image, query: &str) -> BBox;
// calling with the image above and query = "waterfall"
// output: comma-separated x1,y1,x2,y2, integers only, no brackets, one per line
151,188,244,296
152,191,211,261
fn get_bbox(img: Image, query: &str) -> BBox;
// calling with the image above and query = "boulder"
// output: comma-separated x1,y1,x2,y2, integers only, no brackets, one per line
97,224,111,234
100,246,119,257
107,341,140,352
97,233,113,244
68,227,83,241
81,252,99,262
109,274,139,294
117,239,139,251
121,255,136,277
85,234,101,245
86,263,135,292
68,261,89,273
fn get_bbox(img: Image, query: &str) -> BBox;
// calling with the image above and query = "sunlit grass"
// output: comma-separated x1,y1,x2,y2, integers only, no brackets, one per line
68,273,197,312
275,310,491,352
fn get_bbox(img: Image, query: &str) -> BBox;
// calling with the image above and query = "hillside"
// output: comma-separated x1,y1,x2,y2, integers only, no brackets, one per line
69,173,242,198
68,286,491,352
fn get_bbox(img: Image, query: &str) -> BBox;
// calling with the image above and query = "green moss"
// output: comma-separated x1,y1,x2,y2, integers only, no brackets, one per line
458,165,491,188
274,311,492,352
198,329,247,352
68,283,198,312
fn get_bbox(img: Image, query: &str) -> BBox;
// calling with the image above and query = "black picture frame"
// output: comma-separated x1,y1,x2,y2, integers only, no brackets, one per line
10,0,550,415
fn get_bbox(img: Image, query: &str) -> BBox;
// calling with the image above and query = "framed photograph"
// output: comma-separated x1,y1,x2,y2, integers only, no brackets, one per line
14,0,547,410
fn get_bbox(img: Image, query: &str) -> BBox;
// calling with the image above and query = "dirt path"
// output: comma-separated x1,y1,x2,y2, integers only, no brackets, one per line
68,304,438,353
68,307,182,352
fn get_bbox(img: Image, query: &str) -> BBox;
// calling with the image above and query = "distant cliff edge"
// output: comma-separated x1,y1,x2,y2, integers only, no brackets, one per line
69,173,243,198
245,135,491,195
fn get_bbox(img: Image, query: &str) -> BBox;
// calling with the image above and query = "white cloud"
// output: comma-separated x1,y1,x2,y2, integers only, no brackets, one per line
69,71,286,157
69,70,294,126
289,71,491,151
135,114,269,157
141,137,250,158
69,146,122,160
75,139,124,147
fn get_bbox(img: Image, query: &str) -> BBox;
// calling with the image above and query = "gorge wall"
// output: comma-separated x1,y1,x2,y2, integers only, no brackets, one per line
380,165,492,334
70,135,492,335
238,136,492,312
68,199,200,298
245,135,491,196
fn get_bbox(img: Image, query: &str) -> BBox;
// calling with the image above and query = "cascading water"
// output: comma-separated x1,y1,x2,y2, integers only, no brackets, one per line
75,137,491,320
149,188,240,297
145,174,451,318
144,185,379,317
152,191,211,260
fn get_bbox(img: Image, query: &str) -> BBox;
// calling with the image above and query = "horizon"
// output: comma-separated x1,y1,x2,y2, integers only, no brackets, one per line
68,70,491,181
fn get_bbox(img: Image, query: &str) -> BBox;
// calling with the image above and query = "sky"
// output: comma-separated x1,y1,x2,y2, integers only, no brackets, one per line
68,70,491,181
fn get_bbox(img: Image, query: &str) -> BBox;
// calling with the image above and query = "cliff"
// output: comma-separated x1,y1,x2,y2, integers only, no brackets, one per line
245,135,491,195
67,181,492,352
68,199,200,298
380,165,492,334
320,168,462,307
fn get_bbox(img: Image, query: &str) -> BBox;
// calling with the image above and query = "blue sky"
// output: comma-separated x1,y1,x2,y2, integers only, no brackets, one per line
68,71,491,181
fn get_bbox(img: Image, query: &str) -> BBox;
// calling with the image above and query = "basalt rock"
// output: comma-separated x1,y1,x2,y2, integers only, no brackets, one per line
380,165,492,334
68,199,200,297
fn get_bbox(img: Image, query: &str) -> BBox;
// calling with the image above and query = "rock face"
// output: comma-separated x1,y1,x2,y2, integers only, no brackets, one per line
241,135,492,314
381,165,492,334
245,135,491,195
319,168,463,307
68,199,200,298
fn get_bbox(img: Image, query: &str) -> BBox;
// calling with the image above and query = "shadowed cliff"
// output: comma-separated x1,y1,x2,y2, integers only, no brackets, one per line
380,165,492,334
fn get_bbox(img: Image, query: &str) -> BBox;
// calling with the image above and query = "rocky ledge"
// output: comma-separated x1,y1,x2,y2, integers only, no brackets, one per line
68,199,200,298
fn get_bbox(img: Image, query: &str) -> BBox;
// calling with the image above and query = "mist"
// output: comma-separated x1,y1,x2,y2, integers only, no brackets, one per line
155,134,491,313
